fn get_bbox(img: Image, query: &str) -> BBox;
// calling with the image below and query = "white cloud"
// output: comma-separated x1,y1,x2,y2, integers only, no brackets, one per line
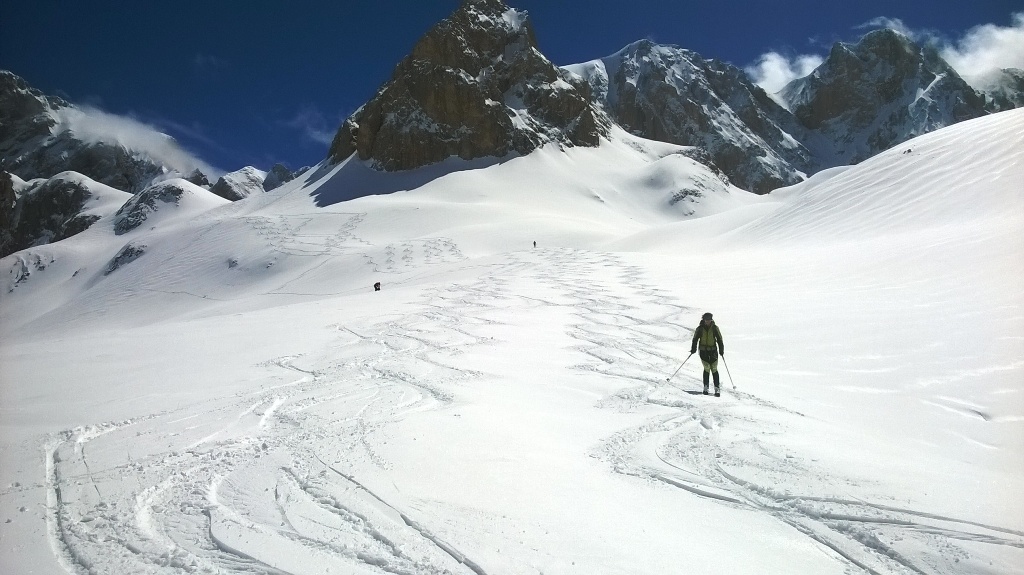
940,12,1024,87
747,12,1024,98
55,106,221,178
858,17,921,40
744,52,824,96
285,106,337,146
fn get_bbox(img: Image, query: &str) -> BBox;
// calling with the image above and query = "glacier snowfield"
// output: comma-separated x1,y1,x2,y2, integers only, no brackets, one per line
1,112,1022,574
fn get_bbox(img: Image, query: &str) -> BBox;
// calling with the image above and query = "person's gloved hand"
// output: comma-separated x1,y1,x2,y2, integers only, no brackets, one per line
690,348,697,355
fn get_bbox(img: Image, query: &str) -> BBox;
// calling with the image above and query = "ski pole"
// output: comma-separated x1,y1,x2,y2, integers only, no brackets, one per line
667,353,693,381
721,355,736,389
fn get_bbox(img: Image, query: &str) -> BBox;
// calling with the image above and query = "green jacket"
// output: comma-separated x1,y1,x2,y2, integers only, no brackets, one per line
691,322,724,354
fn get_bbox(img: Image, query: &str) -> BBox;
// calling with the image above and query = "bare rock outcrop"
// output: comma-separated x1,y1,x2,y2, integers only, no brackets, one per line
328,0,609,171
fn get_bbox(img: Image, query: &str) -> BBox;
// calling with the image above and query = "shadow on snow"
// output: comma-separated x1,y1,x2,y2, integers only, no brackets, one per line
306,153,515,207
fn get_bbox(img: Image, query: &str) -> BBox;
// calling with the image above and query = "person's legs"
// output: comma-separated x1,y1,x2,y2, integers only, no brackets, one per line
700,348,720,396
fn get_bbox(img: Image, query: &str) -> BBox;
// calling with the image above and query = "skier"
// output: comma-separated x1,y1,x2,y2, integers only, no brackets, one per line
374,281,381,292
690,312,724,396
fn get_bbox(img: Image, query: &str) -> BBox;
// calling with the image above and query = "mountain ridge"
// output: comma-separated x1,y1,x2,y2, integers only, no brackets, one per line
0,71,216,194
327,0,610,171
780,28,989,166
1,2,1021,258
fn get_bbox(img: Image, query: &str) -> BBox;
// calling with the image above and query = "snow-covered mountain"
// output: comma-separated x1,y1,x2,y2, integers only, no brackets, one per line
780,29,990,166
209,166,269,201
2,2,1023,571
0,125,747,314
1,101,1020,574
6,8,1022,209
565,40,817,194
263,162,310,192
0,70,217,193
979,67,1024,112
567,29,1015,193
112,178,229,236
0,171,131,258
327,0,610,171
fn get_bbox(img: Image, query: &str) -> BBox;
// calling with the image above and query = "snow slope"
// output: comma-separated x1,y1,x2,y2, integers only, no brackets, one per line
1,113,1022,574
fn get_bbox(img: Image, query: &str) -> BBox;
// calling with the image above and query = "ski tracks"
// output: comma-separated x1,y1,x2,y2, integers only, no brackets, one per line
38,247,1022,574
521,253,1024,575
42,262,504,573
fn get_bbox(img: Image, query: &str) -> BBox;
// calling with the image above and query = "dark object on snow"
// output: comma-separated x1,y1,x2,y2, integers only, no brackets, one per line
374,282,381,292
105,242,147,275
533,240,536,248
691,314,724,394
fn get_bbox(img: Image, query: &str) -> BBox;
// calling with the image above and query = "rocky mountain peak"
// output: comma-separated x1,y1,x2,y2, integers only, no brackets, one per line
566,41,814,193
0,71,70,120
981,68,1024,112
0,171,131,258
780,29,987,165
328,0,609,171
209,166,266,201
262,163,309,192
0,71,67,161
0,71,213,194
857,28,917,62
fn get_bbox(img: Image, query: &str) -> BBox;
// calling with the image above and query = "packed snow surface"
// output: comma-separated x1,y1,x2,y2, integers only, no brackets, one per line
1,115,1022,574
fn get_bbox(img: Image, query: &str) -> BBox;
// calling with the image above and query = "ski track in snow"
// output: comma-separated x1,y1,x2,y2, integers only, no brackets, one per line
40,247,1022,574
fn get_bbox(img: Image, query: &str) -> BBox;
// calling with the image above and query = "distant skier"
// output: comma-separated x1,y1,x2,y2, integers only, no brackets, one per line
374,282,381,292
533,240,536,248
691,312,724,396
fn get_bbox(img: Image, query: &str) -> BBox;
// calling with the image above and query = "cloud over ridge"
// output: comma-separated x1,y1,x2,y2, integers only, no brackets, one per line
55,106,222,178
745,12,1024,95
940,12,1024,87
744,52,824,100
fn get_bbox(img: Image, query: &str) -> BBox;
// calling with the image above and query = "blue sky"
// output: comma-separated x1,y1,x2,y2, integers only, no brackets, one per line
2,0,1022,176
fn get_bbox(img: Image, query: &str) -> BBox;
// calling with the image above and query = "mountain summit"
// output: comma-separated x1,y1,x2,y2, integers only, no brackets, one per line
780,29,989,165
0,71,214,193
565,41,816,194
327,0,609,171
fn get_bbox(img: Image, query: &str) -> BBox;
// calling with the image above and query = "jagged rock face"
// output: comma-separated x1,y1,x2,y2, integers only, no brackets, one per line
105,241,146,275
0,72,66,151
210,166,266,201
263,163,309,191
567,41,816,194
1,173,102,257
328,0,609,171
113,181,188,235
186,169,211,188
9,135,169,193
0,171,17,255
780,29,988,165
981,68,1024,112
0,70,211,194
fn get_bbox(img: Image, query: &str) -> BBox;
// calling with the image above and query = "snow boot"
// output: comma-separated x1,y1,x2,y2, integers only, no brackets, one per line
714,388,721,397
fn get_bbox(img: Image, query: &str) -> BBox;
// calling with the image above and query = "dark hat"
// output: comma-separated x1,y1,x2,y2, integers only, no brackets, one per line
702,312,713,320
